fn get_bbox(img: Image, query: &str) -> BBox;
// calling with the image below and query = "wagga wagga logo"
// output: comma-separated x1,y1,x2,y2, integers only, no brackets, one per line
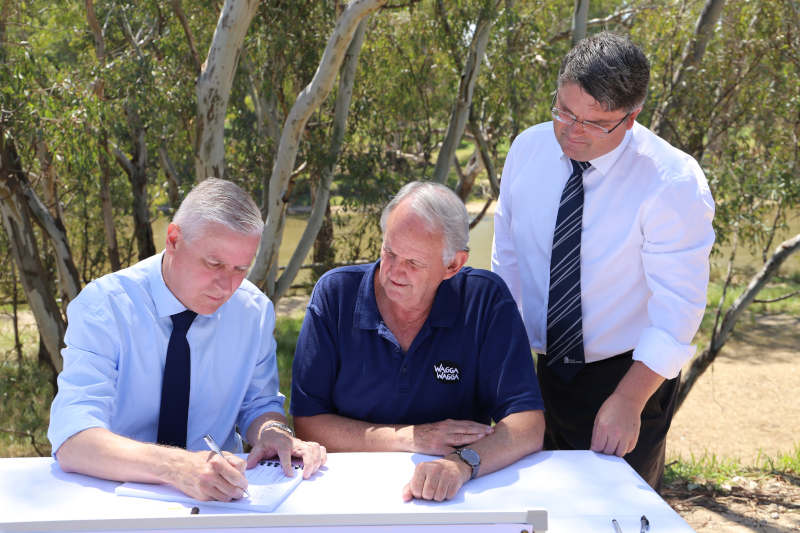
433,360,460,384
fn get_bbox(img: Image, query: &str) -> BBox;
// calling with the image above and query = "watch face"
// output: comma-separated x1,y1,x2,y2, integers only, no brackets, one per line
459,448,480,466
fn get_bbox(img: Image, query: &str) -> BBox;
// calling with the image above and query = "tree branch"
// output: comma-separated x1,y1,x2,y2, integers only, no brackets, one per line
170,0,202,75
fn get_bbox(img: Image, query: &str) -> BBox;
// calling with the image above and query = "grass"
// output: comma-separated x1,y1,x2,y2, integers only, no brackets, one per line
664,444,800,488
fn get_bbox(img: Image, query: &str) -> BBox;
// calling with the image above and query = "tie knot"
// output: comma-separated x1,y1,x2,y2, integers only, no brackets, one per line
171,309,198,332
570,158,591,176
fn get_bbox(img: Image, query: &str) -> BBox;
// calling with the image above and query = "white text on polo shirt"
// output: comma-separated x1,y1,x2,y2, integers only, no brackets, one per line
433,361,461,384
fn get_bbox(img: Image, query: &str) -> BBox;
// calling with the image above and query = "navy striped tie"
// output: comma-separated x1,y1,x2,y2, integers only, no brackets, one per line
546,159,591,382
156,309,198,448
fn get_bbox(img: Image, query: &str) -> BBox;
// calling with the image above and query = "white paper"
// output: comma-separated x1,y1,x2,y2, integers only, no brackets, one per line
115,459,303,513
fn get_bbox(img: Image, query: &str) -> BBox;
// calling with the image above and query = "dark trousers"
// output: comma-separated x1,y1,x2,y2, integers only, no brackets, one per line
537,352,680,493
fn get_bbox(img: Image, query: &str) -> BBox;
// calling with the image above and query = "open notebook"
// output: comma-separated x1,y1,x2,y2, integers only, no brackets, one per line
115,459,303,513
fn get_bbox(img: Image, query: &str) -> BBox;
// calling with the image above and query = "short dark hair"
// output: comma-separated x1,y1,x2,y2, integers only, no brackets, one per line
557,31,650,113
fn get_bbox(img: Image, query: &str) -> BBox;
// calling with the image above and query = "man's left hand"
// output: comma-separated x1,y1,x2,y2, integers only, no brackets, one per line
401,456,470,502
590,391,642,457
246,427,327,479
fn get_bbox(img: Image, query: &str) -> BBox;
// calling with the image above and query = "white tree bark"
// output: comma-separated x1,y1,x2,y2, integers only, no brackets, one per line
571,0,591,45
676,232,800,410
248,0,389,293
194,0,260,182
650,0,728,144
432,1,499,185
272,16,370,301
0,140,66,372
34,140,80,308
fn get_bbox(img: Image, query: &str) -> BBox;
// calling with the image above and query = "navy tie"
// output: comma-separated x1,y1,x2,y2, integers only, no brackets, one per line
157,309,198,448
546,159,591,383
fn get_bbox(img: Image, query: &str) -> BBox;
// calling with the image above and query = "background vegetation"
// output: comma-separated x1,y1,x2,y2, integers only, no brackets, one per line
1,0,799,472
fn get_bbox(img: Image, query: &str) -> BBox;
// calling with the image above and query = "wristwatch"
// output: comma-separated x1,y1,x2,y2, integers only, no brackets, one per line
450,447,481,480
264,422,294,437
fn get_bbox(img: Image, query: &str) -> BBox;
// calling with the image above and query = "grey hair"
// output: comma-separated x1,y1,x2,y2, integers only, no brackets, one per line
557,31,650,113
172,178,264,242
380,181,469,265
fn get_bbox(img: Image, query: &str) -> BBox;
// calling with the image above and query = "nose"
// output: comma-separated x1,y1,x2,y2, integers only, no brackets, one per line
567,120,586,136
214,269,236,296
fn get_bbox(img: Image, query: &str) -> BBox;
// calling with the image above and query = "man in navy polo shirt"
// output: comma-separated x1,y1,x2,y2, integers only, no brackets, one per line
291,181,545,502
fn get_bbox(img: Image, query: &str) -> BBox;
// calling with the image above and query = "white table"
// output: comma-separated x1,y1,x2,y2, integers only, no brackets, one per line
0,451,692,532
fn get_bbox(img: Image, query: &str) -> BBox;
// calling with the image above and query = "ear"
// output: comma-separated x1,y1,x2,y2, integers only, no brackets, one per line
442,250,469,280
164,223,181,255
625,107,642,130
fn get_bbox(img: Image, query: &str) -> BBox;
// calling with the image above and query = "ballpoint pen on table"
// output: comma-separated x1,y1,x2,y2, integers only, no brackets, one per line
612,519,624,533
203,434,251,498
640,515,650,533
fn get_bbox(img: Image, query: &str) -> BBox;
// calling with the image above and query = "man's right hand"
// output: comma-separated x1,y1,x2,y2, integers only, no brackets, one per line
170,450,250,502
410,419,493,455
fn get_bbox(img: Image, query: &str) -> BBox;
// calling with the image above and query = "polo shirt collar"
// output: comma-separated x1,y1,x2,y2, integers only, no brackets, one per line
353,260,462,330
149,251,196,318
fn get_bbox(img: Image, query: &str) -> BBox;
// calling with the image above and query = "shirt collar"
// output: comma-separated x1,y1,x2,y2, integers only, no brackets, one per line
560,126,633,176
354,260,461,330
149,251,193,318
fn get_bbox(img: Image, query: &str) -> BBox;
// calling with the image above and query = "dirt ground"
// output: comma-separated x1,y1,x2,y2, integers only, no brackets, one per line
664,313,800,531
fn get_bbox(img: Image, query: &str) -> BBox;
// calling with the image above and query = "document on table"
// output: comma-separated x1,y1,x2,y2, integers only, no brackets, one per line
115,459,303,513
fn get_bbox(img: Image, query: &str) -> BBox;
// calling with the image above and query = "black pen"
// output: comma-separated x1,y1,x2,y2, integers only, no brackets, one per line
203,434,250,498
640,515,650,533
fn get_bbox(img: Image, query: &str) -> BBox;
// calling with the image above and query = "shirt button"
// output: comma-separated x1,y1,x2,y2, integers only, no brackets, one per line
401,366,407,373
394,347,400,352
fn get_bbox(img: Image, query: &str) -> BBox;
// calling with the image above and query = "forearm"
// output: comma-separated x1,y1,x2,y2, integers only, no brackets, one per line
56,427,191,485
294,414,412,452
613,361,665,411
447,410,544,479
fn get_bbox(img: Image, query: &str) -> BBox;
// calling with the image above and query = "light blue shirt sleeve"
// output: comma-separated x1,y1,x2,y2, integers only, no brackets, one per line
48,301,122,455
237,300,285,441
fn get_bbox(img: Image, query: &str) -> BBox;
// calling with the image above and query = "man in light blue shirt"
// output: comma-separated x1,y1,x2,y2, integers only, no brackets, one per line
48,178,325,502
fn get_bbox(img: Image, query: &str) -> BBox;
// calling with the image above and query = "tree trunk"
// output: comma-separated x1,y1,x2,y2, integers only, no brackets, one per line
158,142,182,208
86,0,121,272
114,103,155,262
33,140,80,307
432,1,499,185
271,15,370,301
248,0,388,296
0,137,66,373
571,0,591,45
194,0,261,182
504,0,521,144
454,147,484,202
99,133,121,272
676,232,800,411
650,0,728,144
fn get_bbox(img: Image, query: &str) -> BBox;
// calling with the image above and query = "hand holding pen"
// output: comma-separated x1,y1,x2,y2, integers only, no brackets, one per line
204,434,251,498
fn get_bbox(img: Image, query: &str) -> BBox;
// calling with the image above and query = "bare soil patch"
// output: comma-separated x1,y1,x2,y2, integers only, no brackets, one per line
665,313,800,531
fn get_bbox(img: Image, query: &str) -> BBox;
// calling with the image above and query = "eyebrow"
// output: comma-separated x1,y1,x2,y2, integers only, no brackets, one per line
557,99,615,126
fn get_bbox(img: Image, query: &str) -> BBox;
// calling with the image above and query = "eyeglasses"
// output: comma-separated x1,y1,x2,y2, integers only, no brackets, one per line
550,92,629,138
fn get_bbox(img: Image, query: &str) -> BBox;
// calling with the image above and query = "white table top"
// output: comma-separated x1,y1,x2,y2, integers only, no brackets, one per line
0,450,692,532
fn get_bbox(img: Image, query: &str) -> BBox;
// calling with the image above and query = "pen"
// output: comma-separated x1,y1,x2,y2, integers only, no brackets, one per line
203,434,250,498
640,515,650,533
612,519,623,533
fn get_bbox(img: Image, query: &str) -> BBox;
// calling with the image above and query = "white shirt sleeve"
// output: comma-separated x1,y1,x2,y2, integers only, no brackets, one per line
634,174,715,379
491,141,523,309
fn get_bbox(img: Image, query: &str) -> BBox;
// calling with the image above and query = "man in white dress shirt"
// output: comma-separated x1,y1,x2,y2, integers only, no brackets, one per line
491,32,715,491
